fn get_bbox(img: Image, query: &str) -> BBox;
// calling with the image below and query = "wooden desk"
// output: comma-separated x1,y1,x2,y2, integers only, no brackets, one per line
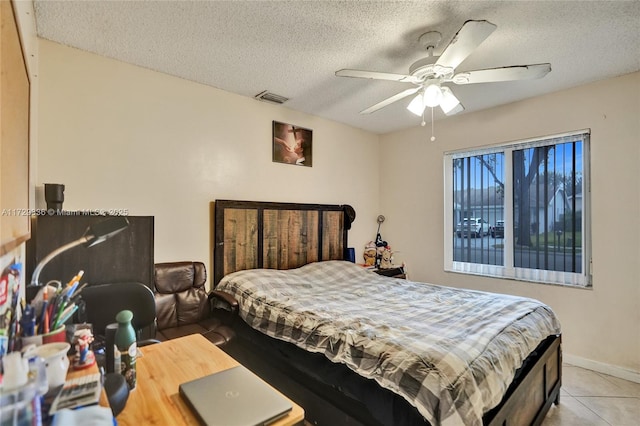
109,334,303,425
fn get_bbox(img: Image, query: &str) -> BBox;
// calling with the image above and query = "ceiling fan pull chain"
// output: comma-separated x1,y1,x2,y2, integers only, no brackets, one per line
430,107,436,142
421,109,426,127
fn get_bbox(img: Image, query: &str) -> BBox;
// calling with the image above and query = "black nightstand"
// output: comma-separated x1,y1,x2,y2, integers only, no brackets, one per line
373,266,406,279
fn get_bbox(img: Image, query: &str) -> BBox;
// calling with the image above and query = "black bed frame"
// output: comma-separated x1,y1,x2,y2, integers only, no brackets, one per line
212,199,562,426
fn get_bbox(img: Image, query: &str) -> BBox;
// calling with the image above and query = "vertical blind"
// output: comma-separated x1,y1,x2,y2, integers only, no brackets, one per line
445,130,590,287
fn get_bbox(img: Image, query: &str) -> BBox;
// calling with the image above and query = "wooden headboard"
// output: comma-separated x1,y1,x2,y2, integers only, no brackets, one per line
213,200,355,285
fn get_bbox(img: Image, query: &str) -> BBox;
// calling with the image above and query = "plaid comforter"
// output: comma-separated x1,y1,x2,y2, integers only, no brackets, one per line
217,261,561,426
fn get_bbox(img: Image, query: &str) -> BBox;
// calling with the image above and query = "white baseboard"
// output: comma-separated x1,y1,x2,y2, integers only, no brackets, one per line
564,354,640,384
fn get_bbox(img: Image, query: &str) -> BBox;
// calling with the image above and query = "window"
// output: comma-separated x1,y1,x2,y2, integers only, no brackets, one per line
444,130,591,287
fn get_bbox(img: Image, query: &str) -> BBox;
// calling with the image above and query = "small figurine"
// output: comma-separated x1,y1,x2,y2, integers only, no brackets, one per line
380,247,393,269
73,328,95,370
363,241,377,266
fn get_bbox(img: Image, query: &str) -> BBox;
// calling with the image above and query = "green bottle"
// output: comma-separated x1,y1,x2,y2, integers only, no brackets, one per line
115,310,137,390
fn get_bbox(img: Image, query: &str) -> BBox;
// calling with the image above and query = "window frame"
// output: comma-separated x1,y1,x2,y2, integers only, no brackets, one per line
443,130,591,288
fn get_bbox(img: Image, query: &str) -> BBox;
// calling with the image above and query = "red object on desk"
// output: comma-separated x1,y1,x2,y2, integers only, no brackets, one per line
73,350,96,370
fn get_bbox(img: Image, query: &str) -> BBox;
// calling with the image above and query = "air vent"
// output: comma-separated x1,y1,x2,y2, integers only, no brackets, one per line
254,90,289,105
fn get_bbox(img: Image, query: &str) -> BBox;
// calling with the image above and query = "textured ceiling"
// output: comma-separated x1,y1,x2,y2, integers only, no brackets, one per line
34,1,640,134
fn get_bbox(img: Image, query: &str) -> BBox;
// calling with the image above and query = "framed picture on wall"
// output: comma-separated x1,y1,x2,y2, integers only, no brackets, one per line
272,121,312,167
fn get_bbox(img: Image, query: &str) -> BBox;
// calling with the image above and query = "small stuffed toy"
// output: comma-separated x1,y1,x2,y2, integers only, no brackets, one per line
379,247,393,269
363,241,377,266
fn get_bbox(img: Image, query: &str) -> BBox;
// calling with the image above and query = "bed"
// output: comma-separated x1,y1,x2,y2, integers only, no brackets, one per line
212,200,562,426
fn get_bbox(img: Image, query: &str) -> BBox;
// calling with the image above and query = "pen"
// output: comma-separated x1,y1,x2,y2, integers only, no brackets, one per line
20,305,35,337
69,282,89,304
28,310,35,337
38,290,49,334
52,295,69,330
43,304,50,334
59,303,75,319
55,305,78,327
66,282,79,298
53,303,75,330
45,299,55,333
66,270,84,289
49,291,62,325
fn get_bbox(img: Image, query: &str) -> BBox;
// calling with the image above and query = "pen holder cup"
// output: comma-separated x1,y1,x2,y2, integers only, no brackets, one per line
23,342,71,390
21,325,66,348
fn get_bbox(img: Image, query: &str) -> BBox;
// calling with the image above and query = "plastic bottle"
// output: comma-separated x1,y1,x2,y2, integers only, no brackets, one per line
1,352,43,426
114,310,137,390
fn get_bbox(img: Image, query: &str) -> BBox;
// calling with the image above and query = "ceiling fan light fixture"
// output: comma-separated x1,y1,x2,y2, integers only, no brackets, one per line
423,84,443,107
406,92,426,116
440,86,461,114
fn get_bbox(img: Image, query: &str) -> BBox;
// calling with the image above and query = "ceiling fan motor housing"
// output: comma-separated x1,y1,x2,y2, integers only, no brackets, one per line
409,57,454,82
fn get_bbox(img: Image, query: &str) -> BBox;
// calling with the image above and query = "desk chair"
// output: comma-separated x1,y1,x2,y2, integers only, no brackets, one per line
77,281,160,416
78,281,159,343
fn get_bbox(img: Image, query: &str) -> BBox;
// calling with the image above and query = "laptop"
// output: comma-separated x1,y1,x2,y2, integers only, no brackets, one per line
179,365,293,426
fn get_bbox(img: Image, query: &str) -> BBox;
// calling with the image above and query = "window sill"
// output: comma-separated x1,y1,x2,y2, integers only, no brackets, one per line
444,267,593,290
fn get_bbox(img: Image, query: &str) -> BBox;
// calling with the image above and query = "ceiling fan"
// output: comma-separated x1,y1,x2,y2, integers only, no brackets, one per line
336,20,551,124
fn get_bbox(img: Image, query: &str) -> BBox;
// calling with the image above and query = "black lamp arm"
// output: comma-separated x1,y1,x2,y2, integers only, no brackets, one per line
29,235,90,287
28,216,129,287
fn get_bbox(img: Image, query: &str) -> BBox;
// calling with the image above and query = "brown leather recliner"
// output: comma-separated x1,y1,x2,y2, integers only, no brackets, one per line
154,261,236,346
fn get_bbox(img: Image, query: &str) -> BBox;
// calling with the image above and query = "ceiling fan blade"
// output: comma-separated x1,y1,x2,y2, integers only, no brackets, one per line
452,63,552,84
360,87,421,114
436,20,497,70
336,69,419,83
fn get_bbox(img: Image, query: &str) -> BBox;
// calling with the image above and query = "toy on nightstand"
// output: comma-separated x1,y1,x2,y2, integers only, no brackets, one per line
379,247,393,269
363,241,377,266
73,327,95,370
364,214,394,268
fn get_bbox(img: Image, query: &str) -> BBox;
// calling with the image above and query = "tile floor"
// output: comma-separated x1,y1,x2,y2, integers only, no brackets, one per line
544,364,640,425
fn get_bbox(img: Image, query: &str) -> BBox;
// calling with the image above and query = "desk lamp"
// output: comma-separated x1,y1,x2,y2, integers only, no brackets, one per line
29,217,130,287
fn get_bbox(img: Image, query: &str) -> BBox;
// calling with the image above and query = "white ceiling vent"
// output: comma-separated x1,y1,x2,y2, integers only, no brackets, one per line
254,90,289,105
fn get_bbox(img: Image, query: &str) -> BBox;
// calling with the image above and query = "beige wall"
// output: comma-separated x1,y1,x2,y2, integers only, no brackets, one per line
380,72,640,379
36,38,639,380
36,40,379,275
